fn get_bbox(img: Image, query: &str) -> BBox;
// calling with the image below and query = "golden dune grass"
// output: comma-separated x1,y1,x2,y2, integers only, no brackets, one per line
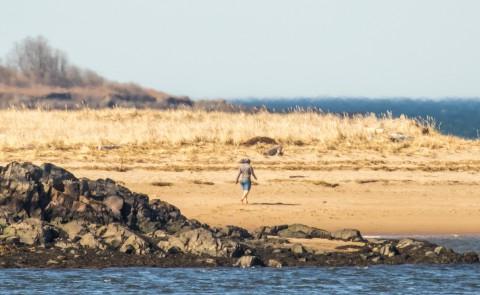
0,108,473,152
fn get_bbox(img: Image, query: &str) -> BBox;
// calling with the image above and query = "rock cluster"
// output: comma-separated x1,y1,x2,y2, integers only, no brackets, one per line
0,162,477,268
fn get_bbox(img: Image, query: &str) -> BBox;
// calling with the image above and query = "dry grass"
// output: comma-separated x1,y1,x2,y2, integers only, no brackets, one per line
0,108,479,172
0,108,471,150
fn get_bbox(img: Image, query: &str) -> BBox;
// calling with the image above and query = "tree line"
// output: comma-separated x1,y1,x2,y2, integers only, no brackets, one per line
0,36,105,88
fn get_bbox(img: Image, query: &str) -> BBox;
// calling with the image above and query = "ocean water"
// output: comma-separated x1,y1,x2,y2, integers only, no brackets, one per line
231,98,480,139
1,265,480,294
0,236,479,294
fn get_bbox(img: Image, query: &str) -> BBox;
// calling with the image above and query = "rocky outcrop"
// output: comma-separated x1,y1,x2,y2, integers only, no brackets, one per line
277,224,331,239
158,228,240,257
0,162,193,231
0,161,477,268
1,218,58,245
234,255,263,268
331,229,364,242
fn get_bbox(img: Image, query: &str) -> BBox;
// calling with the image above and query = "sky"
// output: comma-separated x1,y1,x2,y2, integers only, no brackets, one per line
1,0,480,99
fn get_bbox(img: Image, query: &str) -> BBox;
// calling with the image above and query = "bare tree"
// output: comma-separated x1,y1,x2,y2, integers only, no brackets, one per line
4,36,105,88
8,36,69,86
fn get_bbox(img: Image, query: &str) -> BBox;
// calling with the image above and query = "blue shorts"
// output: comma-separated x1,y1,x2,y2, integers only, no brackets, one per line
240,180,251,191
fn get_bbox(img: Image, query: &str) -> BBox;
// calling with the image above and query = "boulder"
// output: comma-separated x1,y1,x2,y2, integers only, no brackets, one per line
264,145,283,156
119,234,149,255
79,233,105,250
159,228,243,258
220,225,252,239
0,162,189,233
331,229,364,242
463,252,479,264
267,259,282,268
277,224,331,239
291,243,306,255
157,240,182,254
425,251,436,258
434,246,448,255
55,220,87,241
396,238,424,249
103,195,124,218
1,218,58,245
97,223,133,248
379,244,398,258
234,255,263,268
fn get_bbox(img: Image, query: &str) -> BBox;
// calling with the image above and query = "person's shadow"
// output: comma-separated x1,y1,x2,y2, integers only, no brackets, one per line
249,202,299,206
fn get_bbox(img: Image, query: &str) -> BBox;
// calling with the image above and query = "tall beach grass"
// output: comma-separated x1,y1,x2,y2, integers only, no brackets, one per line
0,108,470,152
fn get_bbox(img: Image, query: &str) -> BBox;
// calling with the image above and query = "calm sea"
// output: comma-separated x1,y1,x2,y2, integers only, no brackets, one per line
231,98,480,139
1,236,479,294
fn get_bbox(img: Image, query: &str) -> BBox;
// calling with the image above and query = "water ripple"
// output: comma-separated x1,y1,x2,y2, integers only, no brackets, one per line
1,265,480,294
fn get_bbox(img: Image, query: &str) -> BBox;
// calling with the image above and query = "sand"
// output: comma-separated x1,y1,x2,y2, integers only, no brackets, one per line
3,141,480,236
65,165,480,236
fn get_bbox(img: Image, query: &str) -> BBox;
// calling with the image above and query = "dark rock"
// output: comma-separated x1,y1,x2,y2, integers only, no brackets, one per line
234,255,263,267
267,259,282,268
463,252,479,264
277,224,331,239
379,244,398,258
0,162,475,268
221,225,252,239
0,162,189,233
331,229,364,242
1,218,59,245
158,228,243,258
264,145,283,156
291,243,306,255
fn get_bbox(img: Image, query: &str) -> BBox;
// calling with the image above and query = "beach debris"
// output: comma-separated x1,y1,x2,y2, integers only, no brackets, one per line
312,180,339,188
242,136,277,146
151,181,173,187
96,144,121,150
192,180,215,185
264,145,283,156
389,132,414,142
289,175,306,178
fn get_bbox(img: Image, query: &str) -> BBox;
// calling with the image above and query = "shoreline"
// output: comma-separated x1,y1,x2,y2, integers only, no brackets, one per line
0,162,478,269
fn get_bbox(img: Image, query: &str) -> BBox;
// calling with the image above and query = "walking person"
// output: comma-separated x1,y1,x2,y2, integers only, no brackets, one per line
235,158,257,204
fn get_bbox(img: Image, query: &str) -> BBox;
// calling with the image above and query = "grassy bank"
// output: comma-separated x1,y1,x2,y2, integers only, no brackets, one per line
0,108,466,148
0,109,477,172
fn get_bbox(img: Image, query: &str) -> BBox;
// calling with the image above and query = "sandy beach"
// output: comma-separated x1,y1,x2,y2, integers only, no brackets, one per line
6,147,480,236
68,165,480,236
1,109,480,236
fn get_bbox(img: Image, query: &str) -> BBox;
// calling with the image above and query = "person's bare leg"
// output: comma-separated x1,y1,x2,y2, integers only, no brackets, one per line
241,190,250,204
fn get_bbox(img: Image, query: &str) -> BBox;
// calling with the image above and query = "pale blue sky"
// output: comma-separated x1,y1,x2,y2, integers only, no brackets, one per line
1,0,480,98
